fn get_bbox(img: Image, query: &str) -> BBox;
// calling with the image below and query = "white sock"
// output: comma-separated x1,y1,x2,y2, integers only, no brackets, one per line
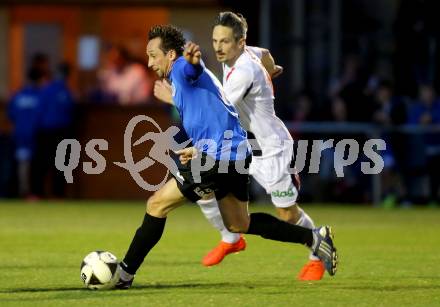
296,208,315,229
296,209,320,261
197,198,240,244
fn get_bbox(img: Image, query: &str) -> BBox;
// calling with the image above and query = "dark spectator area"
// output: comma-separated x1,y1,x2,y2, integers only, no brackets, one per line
1,0,440,207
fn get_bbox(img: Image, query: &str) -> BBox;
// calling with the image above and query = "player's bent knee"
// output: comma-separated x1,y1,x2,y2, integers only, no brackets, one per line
276,204,301,224
146,193,169,218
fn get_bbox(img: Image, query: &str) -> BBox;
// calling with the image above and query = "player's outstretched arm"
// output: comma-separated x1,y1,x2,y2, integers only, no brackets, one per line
260,48,283,79
248,46,283,79
183,42,202,65
154,79,173,104
182,42,204,82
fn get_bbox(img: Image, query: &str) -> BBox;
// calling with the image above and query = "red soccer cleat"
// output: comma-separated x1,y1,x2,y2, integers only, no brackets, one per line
297,260,325,281
202,235,246,266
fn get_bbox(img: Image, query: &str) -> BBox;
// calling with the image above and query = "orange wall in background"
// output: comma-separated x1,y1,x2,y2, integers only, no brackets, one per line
9,6,80,92
100,8,169,59
8,6,169,94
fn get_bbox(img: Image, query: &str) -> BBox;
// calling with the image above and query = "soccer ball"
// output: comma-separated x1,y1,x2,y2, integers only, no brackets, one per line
80,251,120,290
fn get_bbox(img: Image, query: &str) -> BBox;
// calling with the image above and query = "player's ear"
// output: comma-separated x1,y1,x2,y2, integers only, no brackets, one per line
238,38,246,49
168,49,177,61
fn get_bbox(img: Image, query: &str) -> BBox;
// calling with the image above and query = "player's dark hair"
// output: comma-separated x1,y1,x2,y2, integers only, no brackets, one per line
148,25,185,56
213,11,248,41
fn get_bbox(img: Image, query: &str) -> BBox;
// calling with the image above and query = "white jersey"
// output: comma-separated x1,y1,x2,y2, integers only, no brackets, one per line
222,46,292,158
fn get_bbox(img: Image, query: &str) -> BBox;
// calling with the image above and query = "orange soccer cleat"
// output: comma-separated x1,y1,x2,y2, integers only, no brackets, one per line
297,260,325,281
202,235,246,266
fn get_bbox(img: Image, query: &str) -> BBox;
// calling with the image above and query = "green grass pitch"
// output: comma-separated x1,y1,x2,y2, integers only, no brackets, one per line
0,201,439,306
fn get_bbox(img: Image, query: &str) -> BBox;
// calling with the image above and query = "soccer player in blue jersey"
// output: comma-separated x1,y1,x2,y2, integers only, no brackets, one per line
116,25,337,289
154,13,325,280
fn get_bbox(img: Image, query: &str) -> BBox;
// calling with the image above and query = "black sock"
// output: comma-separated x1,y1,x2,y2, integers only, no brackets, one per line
246,212,313,247
121,213,166,275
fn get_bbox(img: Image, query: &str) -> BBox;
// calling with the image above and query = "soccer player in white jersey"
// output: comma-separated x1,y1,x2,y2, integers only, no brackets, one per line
153,13,327,280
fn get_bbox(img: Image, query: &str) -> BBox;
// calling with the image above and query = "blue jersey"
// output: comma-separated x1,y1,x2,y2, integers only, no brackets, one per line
169,57,249,161
8,85,42,156
40,79,74,129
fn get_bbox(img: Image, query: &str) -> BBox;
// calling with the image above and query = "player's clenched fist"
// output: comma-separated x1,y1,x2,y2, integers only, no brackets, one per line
154,79,173,104
184,42,202,65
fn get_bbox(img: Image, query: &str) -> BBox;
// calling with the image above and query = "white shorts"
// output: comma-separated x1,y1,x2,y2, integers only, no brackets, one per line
249,149,299,208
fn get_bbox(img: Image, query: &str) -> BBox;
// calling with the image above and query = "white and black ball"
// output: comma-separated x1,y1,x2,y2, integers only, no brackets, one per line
80,251,120,290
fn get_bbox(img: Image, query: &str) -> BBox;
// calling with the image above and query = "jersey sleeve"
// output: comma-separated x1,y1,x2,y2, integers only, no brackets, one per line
223,66,253,107
183,62,203,81
173,58,206,84
245,46,263,59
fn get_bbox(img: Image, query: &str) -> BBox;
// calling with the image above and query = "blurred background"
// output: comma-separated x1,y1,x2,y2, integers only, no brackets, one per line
0,0,440,207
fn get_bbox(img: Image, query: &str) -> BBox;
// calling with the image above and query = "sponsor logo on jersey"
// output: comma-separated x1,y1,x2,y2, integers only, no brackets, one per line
271,189,295,198
194,186,214,198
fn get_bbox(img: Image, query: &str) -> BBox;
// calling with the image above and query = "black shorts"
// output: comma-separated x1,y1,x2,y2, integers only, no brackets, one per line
174,153,252,203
